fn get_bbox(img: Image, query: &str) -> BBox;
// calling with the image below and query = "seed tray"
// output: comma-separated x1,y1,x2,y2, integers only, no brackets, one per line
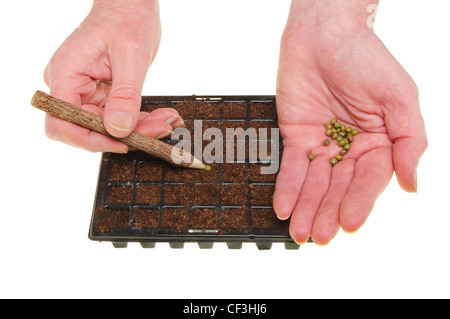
88,95,301,250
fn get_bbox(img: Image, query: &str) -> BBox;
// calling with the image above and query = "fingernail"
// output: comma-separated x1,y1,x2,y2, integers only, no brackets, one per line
166,114,181,125
293,239,308,245
108,112,132,132
172,119,186,129
277,214,289,221
314,240,330,247
156,130,173,139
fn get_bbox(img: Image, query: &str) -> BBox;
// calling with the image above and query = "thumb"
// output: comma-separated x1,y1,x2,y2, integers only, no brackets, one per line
385,87,428,193
103,46,150,138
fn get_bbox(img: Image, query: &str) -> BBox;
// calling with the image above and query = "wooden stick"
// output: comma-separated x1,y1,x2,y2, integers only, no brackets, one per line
31,90,206,170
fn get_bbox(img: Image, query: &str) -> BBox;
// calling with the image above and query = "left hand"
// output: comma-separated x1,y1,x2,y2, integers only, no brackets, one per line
274,0,427,245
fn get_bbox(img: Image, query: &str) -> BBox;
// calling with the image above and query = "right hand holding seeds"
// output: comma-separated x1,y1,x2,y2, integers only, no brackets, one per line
273,0,428,245
43,0,183,153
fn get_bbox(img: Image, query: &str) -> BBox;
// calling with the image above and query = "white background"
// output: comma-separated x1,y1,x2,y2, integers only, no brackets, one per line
1,0,449,299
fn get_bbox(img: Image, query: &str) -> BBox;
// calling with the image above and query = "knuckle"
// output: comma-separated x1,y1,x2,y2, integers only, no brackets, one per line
44,115,65,143
43,64,51,86
418,135,428,153
44,120,59,141
389,77,419,106
109,86,141,106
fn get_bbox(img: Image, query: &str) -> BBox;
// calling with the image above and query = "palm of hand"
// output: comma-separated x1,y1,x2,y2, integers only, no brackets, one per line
274,28,425,245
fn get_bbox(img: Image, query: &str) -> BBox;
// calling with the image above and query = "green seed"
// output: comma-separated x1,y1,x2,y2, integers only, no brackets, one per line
308,154,315,161
204,165,212,172
323,120,356,162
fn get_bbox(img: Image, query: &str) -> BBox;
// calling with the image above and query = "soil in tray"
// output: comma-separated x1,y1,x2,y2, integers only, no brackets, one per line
222,120,247,137
192,184,219,205
110,162,135,181
223,101,247,118
97,167,279,235
94,206,130,233
164,184,191,206
250,163,276,182
165,162,220,183
250,102,274,118
221,183,248,205
133,207,159,228
146,97,222,120
135,184,161,204
107,185,133,204
94,205,286,234
220,207,249,229
161,208,190,233
137,162,163,181
190,208,219,229
250,184,275,206
250,208,287,229
92,96,290,237
222,162,248,182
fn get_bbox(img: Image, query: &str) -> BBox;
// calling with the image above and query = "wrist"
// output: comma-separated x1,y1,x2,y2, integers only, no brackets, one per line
91,0,159,16
287,0,379,32
84,0,160,28
93,0,158,7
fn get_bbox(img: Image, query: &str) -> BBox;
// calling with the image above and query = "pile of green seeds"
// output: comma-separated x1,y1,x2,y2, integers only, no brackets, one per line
308,118,359,166
325,118,358,166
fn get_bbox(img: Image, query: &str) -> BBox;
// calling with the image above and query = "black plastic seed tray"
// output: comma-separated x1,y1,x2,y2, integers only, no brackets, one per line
88,95,300,250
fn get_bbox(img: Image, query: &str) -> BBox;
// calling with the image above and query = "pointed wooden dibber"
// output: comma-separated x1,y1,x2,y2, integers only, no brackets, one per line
31,90,206,170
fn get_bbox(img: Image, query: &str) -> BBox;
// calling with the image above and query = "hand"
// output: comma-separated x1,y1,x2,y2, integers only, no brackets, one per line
274,0,427,245
43,0,183,152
